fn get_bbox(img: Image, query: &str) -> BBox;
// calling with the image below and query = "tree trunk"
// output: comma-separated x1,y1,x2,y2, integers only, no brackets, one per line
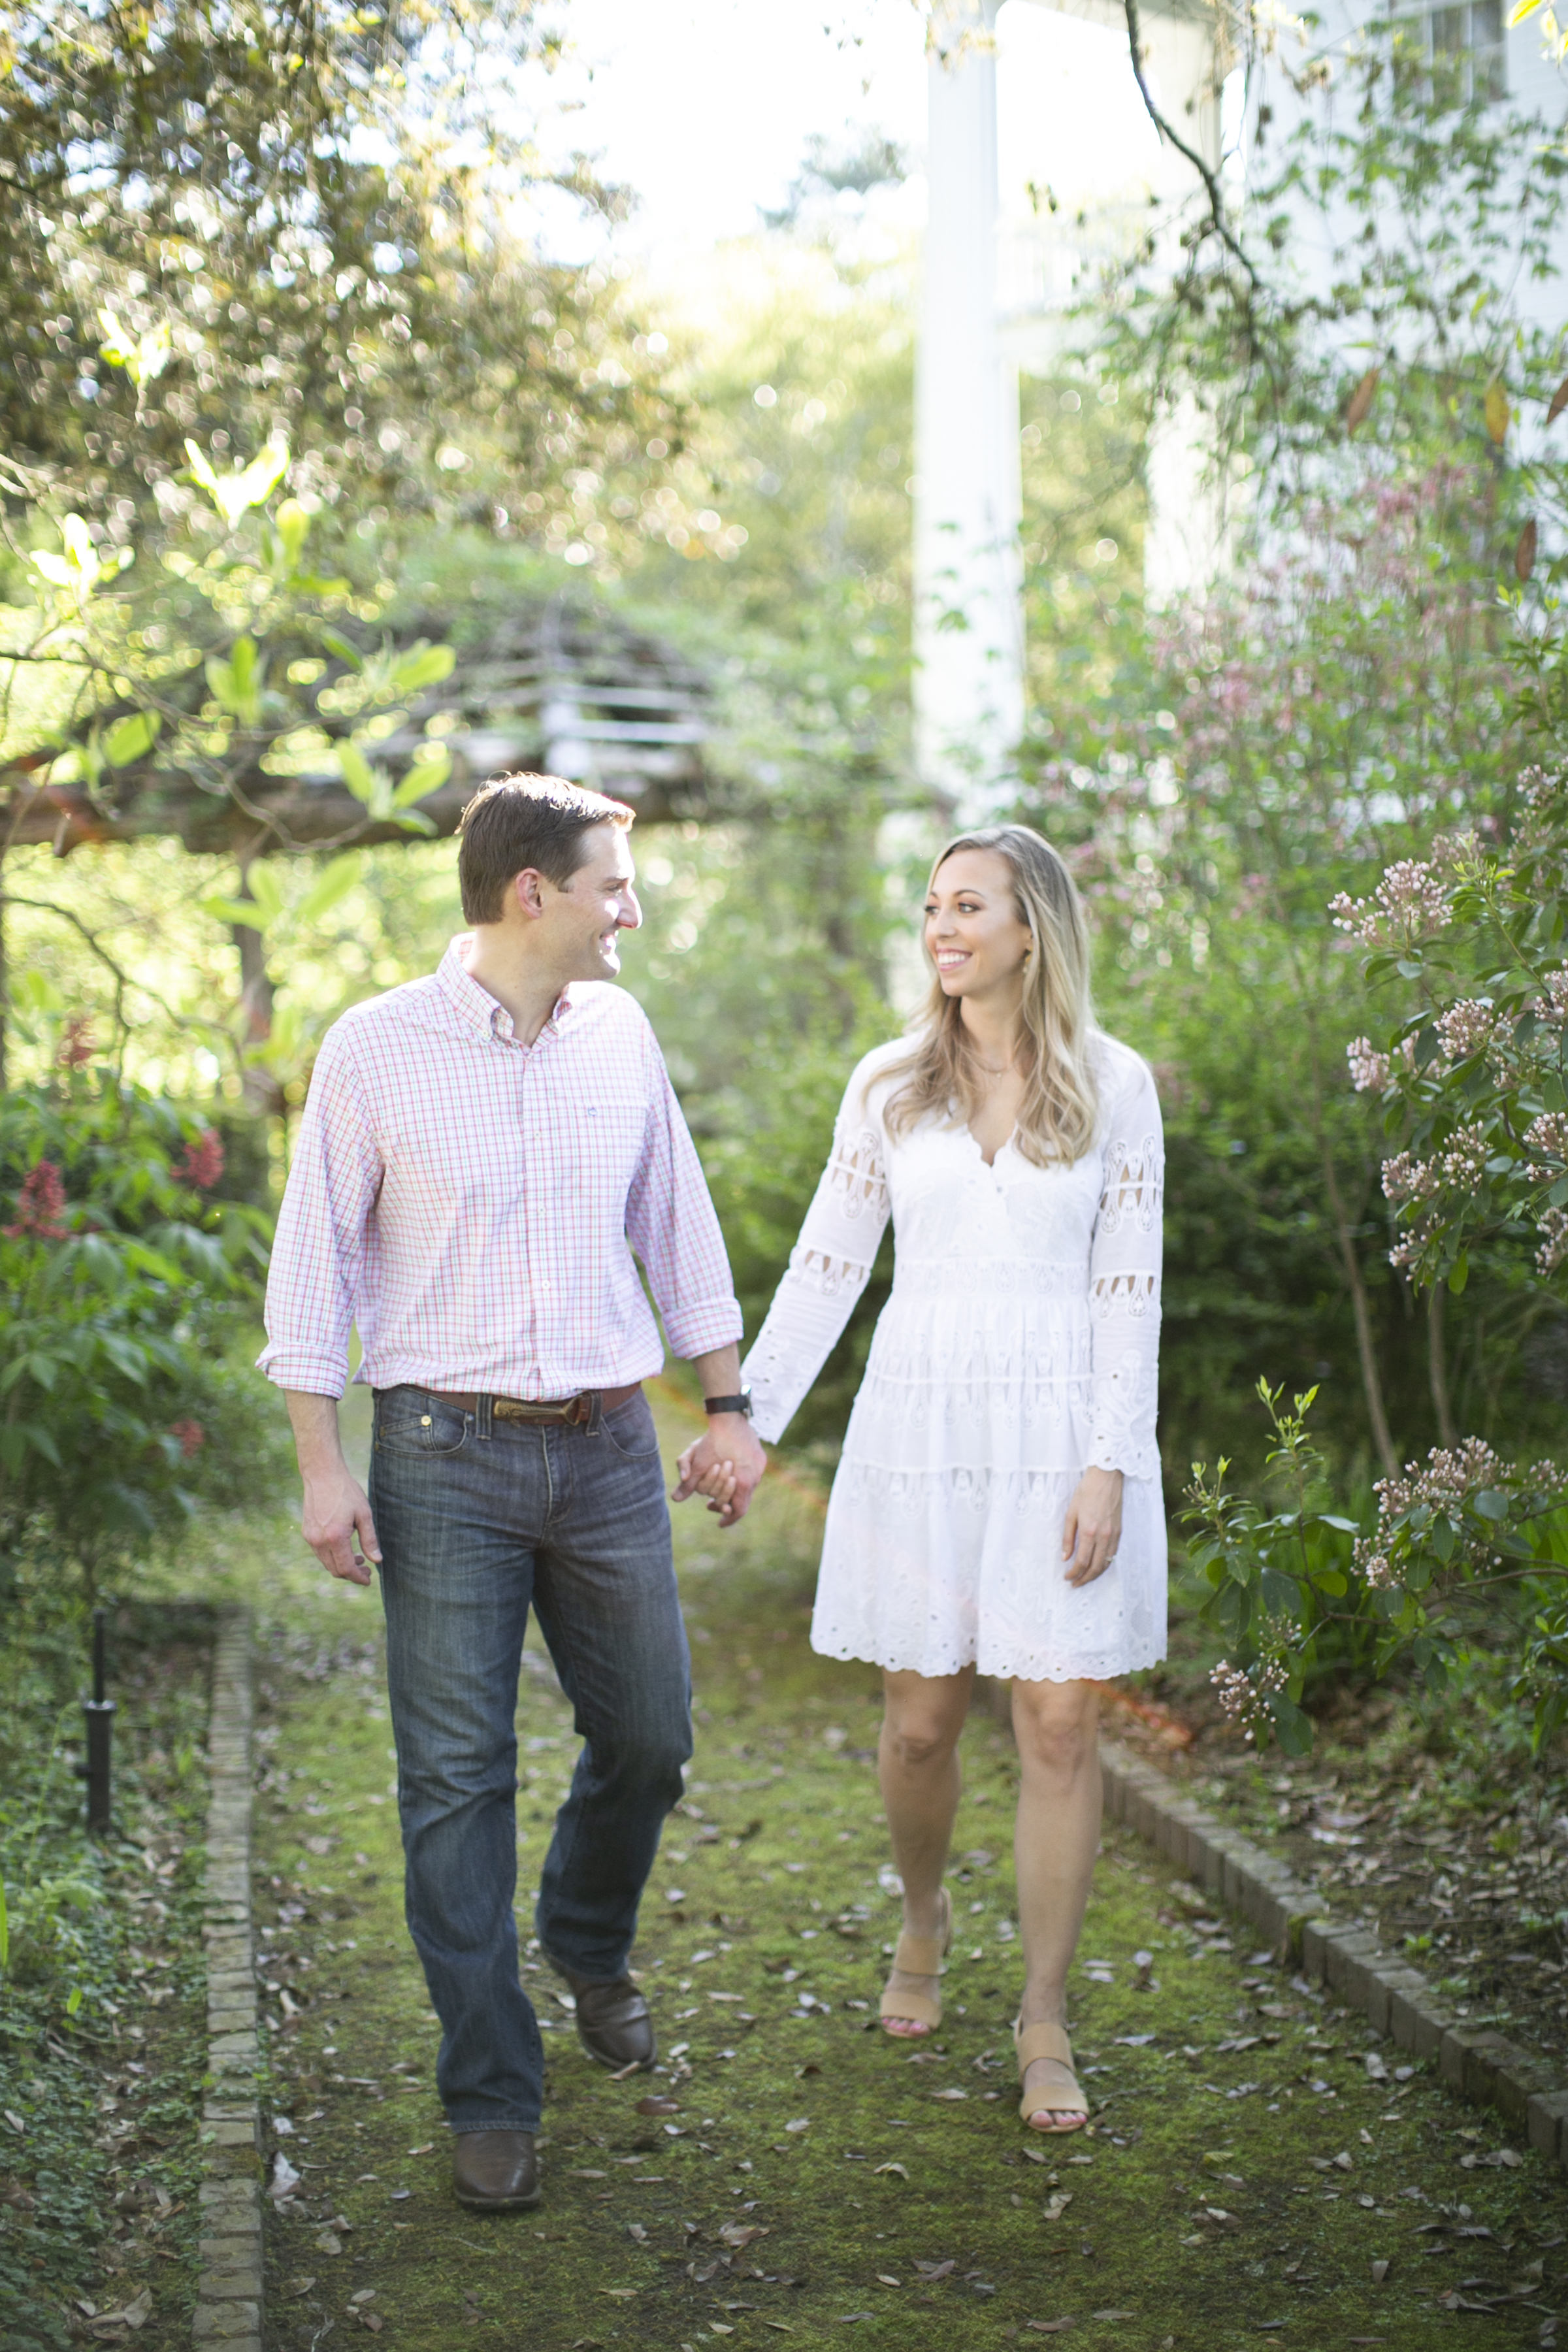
1428,1281,1458,1449
1320,1145,1399,1480
1301,1013,1399,1480
233,856,285,1120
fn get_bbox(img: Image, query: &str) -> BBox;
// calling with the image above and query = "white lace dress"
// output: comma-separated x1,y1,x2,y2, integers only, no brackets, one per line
741,1034,1167,1682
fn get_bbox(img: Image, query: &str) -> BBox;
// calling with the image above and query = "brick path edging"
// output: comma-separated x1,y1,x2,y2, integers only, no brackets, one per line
192,1606,264,2349
1098,1733,1568,2172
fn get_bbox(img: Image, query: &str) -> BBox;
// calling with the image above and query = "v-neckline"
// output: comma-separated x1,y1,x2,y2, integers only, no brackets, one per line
964,1124,1016,1172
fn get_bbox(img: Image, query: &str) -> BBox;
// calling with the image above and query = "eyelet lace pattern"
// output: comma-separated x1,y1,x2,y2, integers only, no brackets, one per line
741,1034,1168,1682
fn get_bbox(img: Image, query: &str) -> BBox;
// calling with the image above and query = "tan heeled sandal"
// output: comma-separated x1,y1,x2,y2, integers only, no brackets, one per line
1015,2020,1088,2132
879,1887,953,2036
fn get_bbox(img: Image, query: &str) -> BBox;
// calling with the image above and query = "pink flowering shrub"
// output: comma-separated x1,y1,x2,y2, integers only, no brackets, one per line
1194,768,1568,1754
3,1160,71,1241
175,1130,225,1191
0,1081,274,1592
1347,770,1568,1289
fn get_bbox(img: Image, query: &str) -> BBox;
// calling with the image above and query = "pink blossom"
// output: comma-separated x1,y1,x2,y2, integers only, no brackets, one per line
1329,860,1452,949
1536,1205,1568,1277
1382,1151,1437,1205
1439,1126,1490,1186
56,1016,96,1070
1525,1112,1568,1181
169,1418,205,1459
1352,1539,1394,1590
1346,1036,1390,1092
1374,1437,1502,1522
176,1130,225,1190
1435,1000,1495,1062
3,1159,69,1240
1210,1654,1287,1745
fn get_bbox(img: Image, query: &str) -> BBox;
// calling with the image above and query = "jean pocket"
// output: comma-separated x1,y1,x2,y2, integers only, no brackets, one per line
599,1392,659,1460
375,1394,470,1458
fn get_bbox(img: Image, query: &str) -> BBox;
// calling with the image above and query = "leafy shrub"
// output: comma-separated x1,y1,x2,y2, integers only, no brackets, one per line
0,1068,276,1597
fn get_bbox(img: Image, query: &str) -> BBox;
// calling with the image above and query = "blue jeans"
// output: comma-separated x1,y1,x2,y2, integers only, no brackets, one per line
369,1384,691,2133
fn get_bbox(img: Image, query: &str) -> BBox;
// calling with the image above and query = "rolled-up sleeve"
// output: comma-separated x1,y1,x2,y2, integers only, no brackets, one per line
257,1030,384,1395
625,1030,742,1362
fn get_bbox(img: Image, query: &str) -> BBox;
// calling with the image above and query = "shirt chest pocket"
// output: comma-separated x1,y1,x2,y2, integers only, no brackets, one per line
564,1099,647,1186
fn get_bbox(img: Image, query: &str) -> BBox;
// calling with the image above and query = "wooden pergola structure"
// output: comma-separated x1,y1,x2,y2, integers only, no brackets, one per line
0,593,714,1107
3,595,713,857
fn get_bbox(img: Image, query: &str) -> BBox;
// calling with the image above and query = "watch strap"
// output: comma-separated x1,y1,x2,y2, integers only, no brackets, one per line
703,1390,753,1418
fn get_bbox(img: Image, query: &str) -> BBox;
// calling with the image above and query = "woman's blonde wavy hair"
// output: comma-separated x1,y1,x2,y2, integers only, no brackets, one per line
880,824,1101,1168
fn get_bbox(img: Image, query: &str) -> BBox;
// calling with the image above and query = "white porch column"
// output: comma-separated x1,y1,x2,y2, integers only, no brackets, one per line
915,0,1024,820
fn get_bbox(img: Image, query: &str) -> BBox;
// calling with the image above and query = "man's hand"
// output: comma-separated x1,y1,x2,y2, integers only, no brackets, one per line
302,1460,382,1584
1062,1465,1123,1589
673,1414,767,1527
286,1390,381,1585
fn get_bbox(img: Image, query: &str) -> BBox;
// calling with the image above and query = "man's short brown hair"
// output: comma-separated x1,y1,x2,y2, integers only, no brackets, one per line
456,773,634,924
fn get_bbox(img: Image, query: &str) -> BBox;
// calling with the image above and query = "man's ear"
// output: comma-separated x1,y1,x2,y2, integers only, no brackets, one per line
510,868,547,919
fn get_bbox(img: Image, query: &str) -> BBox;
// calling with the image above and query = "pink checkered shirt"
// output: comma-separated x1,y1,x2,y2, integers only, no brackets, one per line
258,939,742,1399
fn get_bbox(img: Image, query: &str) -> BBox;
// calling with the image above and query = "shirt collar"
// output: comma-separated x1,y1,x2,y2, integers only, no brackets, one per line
435,938,573,1043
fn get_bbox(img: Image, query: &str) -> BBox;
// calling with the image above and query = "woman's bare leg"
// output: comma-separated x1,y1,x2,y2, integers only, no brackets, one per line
877,1666,975,2036
1012,1677,1101,2123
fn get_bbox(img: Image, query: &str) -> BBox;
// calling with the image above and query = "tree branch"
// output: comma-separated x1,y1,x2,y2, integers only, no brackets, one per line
1121,0,1260,292
3,892,242,1073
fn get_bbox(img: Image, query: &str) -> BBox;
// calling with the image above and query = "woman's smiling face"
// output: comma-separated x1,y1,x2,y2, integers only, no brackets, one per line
923,847,1032,1000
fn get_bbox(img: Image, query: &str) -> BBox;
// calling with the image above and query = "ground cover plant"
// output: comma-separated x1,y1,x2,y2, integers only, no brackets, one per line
0,1579,217,2352
245,1390,1566,2351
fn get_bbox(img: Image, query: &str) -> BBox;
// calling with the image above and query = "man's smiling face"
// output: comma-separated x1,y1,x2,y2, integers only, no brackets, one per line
540,819,642,981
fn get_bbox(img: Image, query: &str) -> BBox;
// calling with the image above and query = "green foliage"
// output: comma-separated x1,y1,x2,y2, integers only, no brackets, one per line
0,1581,214,2352
1183,1382,1367,1754
1022,461,1528,1475
0,1071,276,1592
1105,22,1568,519
1183,1377,1568,1755
0,0,674,557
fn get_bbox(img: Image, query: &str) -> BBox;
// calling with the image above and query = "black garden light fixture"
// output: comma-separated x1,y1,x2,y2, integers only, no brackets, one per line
82,1606,115,1834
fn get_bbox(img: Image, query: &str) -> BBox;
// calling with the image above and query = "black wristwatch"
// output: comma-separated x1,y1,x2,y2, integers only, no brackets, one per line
704,1389,753,1418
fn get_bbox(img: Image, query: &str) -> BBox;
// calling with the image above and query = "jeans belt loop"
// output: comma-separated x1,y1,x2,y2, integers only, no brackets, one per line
477,1391,493,1442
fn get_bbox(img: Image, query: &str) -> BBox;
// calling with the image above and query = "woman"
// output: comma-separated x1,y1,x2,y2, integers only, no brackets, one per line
726,825,1164,2132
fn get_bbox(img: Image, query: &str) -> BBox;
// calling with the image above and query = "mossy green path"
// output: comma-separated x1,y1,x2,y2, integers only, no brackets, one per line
253,1393,1566,2351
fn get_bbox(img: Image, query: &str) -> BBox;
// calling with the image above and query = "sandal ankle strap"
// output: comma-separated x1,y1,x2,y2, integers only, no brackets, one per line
893,1929,945,1976
1015,2021,1073,2072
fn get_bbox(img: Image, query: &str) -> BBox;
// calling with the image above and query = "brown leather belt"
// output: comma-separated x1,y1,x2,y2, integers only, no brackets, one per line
425,1383,642,1428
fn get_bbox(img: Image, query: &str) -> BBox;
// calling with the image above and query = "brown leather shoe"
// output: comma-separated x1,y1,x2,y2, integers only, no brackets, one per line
452,2129,541,2211
555,1969,656,2072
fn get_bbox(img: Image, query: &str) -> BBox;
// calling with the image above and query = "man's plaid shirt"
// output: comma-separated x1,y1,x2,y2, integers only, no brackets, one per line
259,939,742,1398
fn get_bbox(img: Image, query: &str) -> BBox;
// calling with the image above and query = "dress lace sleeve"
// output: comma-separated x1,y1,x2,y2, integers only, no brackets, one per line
741,1068,893,1445
1088,1054,1164,1480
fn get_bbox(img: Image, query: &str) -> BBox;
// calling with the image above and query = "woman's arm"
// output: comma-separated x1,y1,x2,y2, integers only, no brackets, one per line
1065,1053,1165,1585
740,1062,895,1444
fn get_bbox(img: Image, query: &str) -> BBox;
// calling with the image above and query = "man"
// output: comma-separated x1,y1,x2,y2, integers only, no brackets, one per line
259,774,767,2213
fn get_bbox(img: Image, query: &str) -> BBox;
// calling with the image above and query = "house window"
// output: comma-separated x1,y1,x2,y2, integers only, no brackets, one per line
1428,0,1506,100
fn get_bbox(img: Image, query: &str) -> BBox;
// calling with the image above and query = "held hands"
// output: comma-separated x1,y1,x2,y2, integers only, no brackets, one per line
673,1413,768,1527
301,1463,382,1586
1062,1465,1124,1588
